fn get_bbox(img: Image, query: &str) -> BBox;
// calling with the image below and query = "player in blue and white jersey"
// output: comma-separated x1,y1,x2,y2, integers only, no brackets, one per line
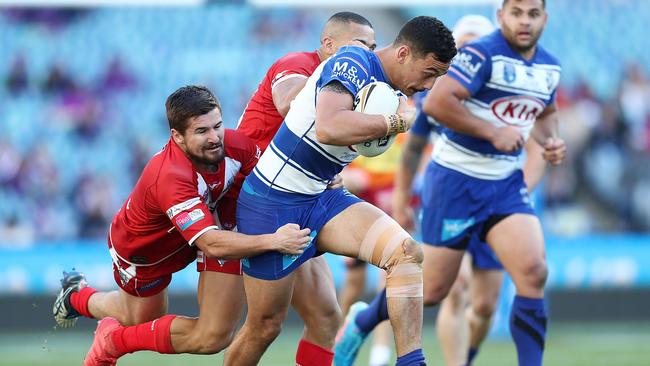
223,17,458,366
335,2,565,366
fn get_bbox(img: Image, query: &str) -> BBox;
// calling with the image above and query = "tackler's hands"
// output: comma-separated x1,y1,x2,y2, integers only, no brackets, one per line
271,223,312,255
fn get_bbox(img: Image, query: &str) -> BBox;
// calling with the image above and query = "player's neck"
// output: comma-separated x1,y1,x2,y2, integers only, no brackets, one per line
516,45,537,61
374,48,396,87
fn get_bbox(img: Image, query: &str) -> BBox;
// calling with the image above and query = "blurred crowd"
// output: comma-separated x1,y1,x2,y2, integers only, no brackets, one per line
1,7,649,246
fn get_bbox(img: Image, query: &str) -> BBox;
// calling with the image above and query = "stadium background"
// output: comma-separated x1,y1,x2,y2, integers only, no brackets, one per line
0,0,649,365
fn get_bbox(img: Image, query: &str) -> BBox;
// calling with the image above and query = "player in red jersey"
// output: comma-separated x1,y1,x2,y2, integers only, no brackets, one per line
53,85,311,365
225,12,377,366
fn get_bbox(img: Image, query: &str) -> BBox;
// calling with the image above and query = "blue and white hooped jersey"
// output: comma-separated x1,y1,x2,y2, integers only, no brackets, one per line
247,46,390,200
435,30,561,180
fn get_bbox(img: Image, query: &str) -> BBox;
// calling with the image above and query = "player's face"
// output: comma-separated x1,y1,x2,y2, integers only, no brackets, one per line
175,108,225,169
395,50,450,96
335,23,377,52
498,0,547,53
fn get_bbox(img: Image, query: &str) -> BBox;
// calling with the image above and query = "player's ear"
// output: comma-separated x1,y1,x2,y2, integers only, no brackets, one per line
171,128,184,146
322,36,334,55
396,45,410,64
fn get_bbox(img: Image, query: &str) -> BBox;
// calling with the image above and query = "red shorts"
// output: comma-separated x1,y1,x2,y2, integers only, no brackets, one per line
196,250,242,275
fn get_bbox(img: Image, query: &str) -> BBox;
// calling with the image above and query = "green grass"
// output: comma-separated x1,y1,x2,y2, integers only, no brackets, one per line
1,322,648,365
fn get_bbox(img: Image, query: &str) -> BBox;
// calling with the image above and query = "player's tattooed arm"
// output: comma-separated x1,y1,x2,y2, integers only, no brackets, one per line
316,80,386,145
321,81,354,96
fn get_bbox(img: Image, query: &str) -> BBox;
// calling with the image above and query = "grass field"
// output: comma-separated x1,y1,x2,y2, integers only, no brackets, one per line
1,322,648,366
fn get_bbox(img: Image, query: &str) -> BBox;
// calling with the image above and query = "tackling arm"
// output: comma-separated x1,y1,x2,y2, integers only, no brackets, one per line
272,76,308,118
193,223,311,260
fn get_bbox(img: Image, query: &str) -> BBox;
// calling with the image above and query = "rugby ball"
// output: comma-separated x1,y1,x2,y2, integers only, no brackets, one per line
352,82,400,157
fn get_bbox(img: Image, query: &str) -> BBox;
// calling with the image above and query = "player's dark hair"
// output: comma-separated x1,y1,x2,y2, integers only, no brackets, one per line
393,16,457,63
502,0,545,8
327,12,373,28
166,85,221,133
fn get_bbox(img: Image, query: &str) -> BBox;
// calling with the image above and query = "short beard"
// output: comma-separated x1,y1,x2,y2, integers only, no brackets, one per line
189,151,223,170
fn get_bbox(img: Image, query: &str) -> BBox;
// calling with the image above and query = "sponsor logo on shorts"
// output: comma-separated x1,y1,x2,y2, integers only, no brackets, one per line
442,217,476,241
175,208,205,231
137,278,164,292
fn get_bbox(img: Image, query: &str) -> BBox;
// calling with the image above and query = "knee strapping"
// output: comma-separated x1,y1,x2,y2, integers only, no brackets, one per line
358,216,423,298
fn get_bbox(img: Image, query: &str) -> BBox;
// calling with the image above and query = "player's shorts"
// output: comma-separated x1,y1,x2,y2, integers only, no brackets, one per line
196,251,243,274
237,182,363,280
108,241,196,297
195,192,243,275
466,233,503,270
420,162,534,250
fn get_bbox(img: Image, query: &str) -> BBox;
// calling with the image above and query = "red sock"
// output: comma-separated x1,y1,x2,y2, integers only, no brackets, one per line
69,286,97,318
296,338,334,366
111,314,176,356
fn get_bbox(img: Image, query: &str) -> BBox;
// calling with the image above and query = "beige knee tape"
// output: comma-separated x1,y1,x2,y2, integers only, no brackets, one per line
359,216,423,297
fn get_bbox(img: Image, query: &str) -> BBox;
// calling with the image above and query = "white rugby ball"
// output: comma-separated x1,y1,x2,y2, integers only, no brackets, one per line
352,82,400,157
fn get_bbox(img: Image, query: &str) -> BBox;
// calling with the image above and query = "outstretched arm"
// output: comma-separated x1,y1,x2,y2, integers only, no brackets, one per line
194,223,311,259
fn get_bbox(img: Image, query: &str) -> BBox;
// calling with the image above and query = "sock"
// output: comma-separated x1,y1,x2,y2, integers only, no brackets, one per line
369,344,392,366
355,288,389,333
69,286,97,318
466,347,479,365
295,338,334,366
510,296,546,366
395,348,426,366
111,314,176,356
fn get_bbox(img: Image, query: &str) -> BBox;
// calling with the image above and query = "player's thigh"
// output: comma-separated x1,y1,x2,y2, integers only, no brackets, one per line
117,286,168,325
422,243,465,304
196,271,245,333
244,271,296,322
485,213,546,284
470,268,503,315
446,254,472,300
316,201,396,258
292,257,341,330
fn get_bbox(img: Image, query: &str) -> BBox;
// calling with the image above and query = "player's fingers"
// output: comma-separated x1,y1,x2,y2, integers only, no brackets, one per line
298,228,311,236
283,223,300,230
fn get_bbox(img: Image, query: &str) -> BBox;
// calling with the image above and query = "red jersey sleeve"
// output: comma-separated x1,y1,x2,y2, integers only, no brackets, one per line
224,129,261,176
156,169,218,246
269,52,319,91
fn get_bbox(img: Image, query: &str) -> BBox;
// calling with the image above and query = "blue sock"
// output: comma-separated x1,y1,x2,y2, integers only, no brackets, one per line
354,288,389,333
396,348,426,366
510,295,547,366
466,347,479,365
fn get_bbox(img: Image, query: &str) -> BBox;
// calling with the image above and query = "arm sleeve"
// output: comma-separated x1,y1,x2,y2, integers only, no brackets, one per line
447,44,492,96
158,171,218,245
317,46,372,96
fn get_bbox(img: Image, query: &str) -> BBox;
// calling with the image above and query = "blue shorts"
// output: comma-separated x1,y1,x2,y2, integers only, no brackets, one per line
237,182,362,280
420,162,534,250
467,233,503,270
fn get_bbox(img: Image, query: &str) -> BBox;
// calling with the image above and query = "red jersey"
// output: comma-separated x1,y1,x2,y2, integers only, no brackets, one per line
237,51,321,151
108,129,260,278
